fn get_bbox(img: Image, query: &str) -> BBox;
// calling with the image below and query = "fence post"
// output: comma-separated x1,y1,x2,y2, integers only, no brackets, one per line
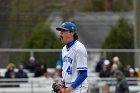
31,79,34,93
99,86,103,93
103,51,107,58
30,51,34,58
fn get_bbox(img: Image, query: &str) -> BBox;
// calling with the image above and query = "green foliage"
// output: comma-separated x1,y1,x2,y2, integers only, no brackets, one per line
102,17,134,66
82,0,104,11
92,0,104,11
20,23,63,68
102,17,134,49
81,0,133,12
112,0,133,12
23,23,62,49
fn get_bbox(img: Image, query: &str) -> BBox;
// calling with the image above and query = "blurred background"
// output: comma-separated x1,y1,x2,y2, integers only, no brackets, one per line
0,0,140,93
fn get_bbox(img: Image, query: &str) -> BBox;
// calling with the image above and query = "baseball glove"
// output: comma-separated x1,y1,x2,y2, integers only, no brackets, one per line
52,83,66,93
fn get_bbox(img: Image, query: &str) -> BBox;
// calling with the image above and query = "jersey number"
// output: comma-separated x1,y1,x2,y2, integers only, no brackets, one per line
66,66,72,75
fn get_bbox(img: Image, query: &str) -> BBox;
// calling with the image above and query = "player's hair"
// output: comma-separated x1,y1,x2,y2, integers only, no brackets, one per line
73,33,78,40
69,31,78,40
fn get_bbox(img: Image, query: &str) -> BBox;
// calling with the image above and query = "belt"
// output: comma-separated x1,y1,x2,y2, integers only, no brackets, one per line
62,81,73,88
64,82,73,84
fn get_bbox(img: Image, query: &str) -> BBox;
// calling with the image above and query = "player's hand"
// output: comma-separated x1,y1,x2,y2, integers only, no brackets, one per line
65,86,73,93
59,87,66,93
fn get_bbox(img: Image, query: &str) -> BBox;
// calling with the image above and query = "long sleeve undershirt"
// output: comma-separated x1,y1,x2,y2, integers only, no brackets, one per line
71,70,87,89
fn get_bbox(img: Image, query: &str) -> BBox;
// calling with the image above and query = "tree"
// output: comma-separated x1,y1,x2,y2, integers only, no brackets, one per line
23,23,62,49
19,23,63,68
102,17,134,66
112,0,133,12
82,0,104,11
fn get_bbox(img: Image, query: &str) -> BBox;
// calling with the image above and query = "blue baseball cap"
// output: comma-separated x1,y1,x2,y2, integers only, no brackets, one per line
56,22,77,32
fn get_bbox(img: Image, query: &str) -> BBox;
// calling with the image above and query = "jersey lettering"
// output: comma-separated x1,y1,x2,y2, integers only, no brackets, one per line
64,56,73,64
66,66,72,75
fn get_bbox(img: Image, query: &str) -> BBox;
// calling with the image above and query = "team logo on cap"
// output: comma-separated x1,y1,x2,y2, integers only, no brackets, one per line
62,23,65,27
72,27,74,30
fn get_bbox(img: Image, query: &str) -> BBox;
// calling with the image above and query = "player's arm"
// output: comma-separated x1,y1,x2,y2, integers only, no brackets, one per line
71,70,87,88
70,47,88,89
66,70,87,93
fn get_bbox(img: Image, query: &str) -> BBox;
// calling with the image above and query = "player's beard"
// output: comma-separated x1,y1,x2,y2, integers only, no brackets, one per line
60,36,65,44
60,36,69,45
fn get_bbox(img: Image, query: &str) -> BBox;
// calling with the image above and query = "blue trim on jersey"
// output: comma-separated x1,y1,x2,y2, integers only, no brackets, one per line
66,39,77,51
77,67,88,70
71,70,87,89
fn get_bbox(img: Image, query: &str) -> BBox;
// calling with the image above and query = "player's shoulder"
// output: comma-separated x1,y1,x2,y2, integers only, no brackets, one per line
75,41,87,55
62,45,66,51
75,41,86,50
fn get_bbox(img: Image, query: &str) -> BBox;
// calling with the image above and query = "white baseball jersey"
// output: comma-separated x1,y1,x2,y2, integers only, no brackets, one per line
62,40,88,88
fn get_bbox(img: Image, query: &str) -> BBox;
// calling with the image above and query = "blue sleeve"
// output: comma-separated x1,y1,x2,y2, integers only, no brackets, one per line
71,70,87,89
56,53,63,68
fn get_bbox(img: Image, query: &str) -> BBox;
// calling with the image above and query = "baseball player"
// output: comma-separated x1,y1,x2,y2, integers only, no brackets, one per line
56,22,88,93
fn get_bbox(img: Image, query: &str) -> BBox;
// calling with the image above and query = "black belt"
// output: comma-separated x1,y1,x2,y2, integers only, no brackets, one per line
62,82,72,88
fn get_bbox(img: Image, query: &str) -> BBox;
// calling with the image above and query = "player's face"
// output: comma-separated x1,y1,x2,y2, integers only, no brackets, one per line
116,75,122,80
59,30,74,44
